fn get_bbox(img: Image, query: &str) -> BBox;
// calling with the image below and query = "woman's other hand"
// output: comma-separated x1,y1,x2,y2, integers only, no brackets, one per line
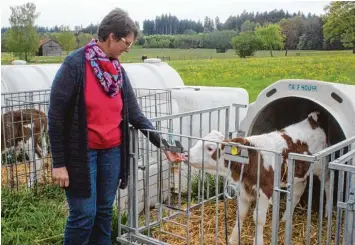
52,166,70,188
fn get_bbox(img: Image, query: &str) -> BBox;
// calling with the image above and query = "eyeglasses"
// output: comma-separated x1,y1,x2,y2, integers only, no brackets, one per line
120,37,133,49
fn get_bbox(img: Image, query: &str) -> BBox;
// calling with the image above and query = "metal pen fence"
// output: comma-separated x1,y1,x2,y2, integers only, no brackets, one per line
115,105,231,237
1,89,51,111
1,88,173,191
1,88,172,117
117,109,355,245
133,88,172,119
1,94,50,191
273,136,355,245
328,149,355,245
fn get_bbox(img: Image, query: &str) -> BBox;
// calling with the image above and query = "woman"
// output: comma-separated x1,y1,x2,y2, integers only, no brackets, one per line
48,8,184,245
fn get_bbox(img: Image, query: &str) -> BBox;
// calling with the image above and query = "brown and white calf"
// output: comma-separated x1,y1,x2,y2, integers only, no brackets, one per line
184,112,330,245
1,109,48,187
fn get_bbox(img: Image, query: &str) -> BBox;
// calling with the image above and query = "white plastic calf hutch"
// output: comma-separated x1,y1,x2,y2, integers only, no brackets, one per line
1,59,184,94
238,79,355,203
239,79,355,142
237,79,355,244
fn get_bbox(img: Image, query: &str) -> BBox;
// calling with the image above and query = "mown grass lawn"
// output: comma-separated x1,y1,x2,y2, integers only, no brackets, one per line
2,49,353,102
1,184,123,245
2,48,352,64
168,52,355,102
1,185,67,245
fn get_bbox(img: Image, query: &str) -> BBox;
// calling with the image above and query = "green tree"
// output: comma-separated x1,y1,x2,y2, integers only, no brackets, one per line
183,29,197,35
323,1,355,53
1,31,8,52
7,2,40,61
77,32,94,48
297,16,323,50
203,16,214,32
279,17,304,55
240,20,260,32
231,32,261,58
215,17,222,31
136,31,145,46
201,30,239,51
57,26,76,55
255,23,284,57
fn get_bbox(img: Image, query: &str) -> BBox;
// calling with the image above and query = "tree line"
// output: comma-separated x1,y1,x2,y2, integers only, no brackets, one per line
138,4,354,53
142,10,312,35
2,1,354,61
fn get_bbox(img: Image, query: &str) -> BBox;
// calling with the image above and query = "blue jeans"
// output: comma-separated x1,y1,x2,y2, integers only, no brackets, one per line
64,147,120,245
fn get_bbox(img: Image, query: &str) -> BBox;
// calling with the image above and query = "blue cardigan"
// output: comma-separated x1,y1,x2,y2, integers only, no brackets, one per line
48,47,161,197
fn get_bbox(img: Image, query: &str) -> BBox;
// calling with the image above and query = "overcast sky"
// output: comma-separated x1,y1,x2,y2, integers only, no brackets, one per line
1,0,330,29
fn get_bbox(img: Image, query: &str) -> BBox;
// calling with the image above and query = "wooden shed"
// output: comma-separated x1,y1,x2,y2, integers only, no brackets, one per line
38,39,62,56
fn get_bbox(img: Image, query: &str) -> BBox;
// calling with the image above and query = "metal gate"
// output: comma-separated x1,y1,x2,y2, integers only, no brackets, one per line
116,105,355,245
274,136,355,245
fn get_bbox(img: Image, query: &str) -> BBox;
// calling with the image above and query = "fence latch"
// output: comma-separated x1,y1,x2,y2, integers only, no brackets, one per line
338,189,355,211
346,190,355,211
224,182,240,199
161,138,184,153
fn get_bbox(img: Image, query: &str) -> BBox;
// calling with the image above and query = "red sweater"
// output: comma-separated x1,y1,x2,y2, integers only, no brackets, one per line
85,60,123,149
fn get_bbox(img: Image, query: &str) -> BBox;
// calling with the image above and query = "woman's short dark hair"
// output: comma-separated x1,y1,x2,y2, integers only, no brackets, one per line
97,8,138,42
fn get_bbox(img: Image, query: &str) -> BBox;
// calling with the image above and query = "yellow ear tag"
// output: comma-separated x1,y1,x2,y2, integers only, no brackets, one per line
231,146,238,155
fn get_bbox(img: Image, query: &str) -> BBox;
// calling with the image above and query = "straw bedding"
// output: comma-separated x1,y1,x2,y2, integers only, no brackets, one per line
1,156,52,188
151,198,343,245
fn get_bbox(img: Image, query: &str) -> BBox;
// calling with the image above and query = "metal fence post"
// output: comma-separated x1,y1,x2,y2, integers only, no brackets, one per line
345,189,355,244
128,128,139,233
285,158,295,244
345,155,355,245
225,107,230,139
271,153,282,244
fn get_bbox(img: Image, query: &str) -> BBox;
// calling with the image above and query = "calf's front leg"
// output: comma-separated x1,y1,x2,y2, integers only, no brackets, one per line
253,191,270,245
229,185,251,245
281,178,307,221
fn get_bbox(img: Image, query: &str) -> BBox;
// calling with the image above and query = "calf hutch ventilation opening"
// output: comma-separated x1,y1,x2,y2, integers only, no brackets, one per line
117,79,355,245
240,79,355,141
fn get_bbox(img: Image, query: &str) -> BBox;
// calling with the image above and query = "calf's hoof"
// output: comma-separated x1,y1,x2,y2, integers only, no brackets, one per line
253,236,264,245
228,238,240,245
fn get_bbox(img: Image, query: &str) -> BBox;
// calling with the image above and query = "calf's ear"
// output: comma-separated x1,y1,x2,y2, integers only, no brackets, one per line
230,137,250,145
221,137,250,150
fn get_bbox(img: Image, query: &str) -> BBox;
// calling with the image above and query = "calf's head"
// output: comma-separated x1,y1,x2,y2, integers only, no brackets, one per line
184,130,225,173
185,131,252,179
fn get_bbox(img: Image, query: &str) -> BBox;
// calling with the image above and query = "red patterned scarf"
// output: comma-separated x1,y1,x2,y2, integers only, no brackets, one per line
84,39,122,97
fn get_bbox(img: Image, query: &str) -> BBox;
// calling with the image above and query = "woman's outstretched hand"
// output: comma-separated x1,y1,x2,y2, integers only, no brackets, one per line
164,150,186,163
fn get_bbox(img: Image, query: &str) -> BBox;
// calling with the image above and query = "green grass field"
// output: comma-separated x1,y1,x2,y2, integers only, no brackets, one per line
2,49,354,102
1,185,67,245
169,52,355,101
2,48,352,64
121,48,353,61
